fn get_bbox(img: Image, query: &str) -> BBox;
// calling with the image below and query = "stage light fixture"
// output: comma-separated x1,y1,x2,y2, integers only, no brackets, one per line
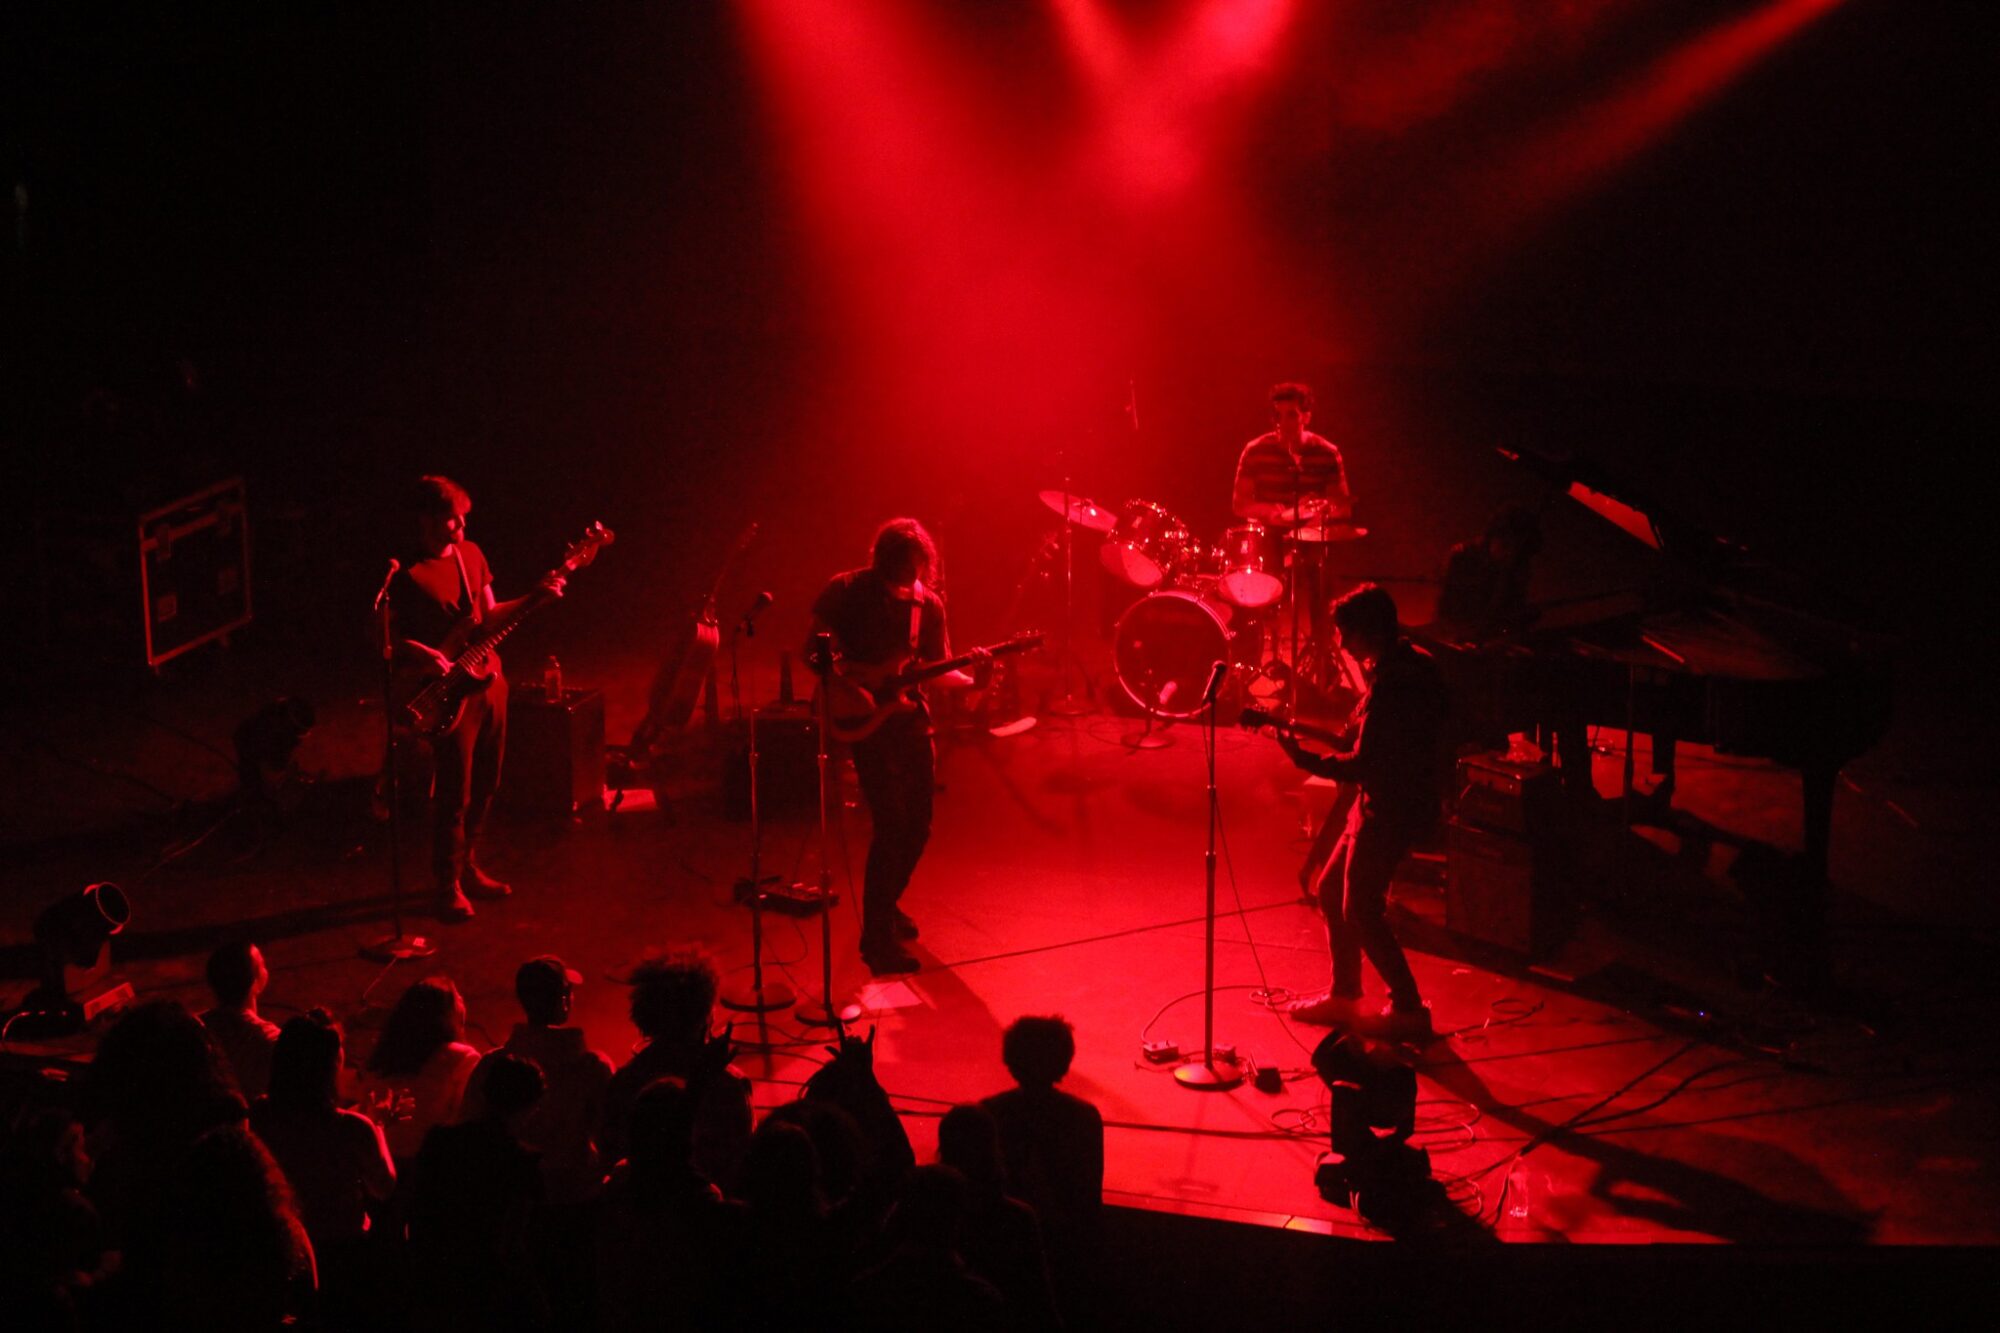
7,882,136,1039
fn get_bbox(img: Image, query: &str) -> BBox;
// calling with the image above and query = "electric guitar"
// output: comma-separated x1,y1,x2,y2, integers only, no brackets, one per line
630,520,758,756
818,632,1045,743
394,522,615,738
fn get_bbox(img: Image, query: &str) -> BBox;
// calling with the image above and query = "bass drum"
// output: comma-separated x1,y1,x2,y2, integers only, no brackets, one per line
1113,589,1237,720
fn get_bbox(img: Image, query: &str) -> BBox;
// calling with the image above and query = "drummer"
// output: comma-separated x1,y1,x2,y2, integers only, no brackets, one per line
1231,381,1352,663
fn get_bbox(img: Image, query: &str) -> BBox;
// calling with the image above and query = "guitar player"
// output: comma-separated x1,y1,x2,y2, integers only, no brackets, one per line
809,517,986,975
1250,583,1447,1041
388,475,563,922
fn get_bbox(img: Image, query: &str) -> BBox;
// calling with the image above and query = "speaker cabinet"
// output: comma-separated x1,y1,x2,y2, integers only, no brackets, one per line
140,477,252,668
722,706,820,820
504,687,605,816
1445,817,1571,958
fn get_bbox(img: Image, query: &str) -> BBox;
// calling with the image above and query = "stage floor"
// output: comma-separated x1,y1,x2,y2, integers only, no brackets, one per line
4,645,1997,1249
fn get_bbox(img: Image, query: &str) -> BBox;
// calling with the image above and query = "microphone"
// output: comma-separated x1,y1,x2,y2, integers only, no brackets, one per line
1155,680,1179,710
1202,660,1228,707
738,590,775,638
372,558,400,612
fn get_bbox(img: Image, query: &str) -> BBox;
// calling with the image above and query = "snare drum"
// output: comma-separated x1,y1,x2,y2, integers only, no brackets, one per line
1215,522,1283,609
1100,500,1195,589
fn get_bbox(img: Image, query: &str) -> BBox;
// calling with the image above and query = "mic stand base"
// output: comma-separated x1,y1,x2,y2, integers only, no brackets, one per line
360,932,437,964
796,998,864,1028
1173,1054,1246,1091
721,980,796,1012
1046,682,1093,718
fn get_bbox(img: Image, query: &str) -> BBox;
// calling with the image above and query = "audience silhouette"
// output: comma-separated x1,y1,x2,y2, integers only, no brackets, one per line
360,977,481,1165
199,942,283,1101
1,947,1135,1329
980,1015,1105,1324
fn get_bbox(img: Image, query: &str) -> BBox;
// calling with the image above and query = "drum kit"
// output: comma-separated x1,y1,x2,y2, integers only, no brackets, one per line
1034,487,1367,721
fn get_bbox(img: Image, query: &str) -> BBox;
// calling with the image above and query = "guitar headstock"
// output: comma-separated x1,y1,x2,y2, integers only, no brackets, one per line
560,522,616,571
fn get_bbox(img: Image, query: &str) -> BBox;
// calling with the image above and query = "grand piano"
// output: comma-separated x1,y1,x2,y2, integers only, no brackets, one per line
1452,446,1895,891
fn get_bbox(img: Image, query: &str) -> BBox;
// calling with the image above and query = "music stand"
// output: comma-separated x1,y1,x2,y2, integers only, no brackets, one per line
720,620,792,1015
798,634,861,1029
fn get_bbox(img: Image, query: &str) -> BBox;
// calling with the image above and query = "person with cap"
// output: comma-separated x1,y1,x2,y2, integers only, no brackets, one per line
500,955,615,1205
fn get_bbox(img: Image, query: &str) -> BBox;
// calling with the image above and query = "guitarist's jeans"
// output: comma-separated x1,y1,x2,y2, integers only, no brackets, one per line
848,711,934,951
1319,801,1427,1011
433,675,508,886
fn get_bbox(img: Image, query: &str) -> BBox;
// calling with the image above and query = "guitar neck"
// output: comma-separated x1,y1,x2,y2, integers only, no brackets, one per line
453,583,556,669
892,637,1040,690
1242,709,1350,749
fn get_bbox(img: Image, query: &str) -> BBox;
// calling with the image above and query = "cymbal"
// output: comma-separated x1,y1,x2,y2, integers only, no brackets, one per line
1290,522,1368,543
1038,489,1116,534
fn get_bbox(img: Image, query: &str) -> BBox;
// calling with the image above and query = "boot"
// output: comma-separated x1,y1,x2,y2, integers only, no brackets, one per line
435,881,475,922
465,855,512,899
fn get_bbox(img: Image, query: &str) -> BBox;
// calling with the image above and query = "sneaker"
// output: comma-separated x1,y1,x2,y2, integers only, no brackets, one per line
890,909,920,941
1365,1003,1436,1043
862,944,921,976
465,859,512,899
435,886,476,922
1287,992,1366,1027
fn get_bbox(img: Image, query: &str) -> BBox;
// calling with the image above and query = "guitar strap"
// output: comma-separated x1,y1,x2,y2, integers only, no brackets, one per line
452,545,483,627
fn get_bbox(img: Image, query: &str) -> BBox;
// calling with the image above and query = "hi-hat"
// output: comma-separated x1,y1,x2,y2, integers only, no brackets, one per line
1038,489,1116,534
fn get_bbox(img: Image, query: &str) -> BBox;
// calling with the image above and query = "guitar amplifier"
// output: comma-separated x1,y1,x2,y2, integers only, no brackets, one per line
1452,754,1564,836
723,705,820,820
1445,817,1571,958
503,687,605,816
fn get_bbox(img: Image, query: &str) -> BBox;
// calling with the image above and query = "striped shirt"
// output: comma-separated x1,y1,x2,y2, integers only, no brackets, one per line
1232,431,1350,519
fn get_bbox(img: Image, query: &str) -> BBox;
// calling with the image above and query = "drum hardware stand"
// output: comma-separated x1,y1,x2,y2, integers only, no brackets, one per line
1047,457,1094,718
1119,687,1175,751
721,613,793,1015
1174,660,1244,1091
361,560,436,970
799,633,861,1028
1283,457,1309,715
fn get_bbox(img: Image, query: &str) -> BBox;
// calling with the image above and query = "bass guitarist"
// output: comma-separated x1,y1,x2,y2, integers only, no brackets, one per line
810,517,985,975
389,476,563,921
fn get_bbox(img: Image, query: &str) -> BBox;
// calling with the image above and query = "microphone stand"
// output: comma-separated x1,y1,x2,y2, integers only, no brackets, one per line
363,562,435,969
721,615,792,1015
1175,663,1243,1091
798,635,859,1028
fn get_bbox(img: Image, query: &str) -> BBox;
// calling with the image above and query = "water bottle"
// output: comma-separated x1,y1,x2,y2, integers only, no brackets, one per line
1506,1160,1532,1222
541,655,562,702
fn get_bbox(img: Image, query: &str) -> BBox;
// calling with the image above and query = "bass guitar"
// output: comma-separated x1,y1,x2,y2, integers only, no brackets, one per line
1238,706,1354,751
818,632,1044,743
395,522,614,739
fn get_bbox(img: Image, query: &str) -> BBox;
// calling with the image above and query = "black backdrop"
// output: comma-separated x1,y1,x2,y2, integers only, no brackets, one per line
5,2,1991,676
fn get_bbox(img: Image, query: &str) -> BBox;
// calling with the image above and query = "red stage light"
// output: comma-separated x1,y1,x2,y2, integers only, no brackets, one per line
1487,0,1849,236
